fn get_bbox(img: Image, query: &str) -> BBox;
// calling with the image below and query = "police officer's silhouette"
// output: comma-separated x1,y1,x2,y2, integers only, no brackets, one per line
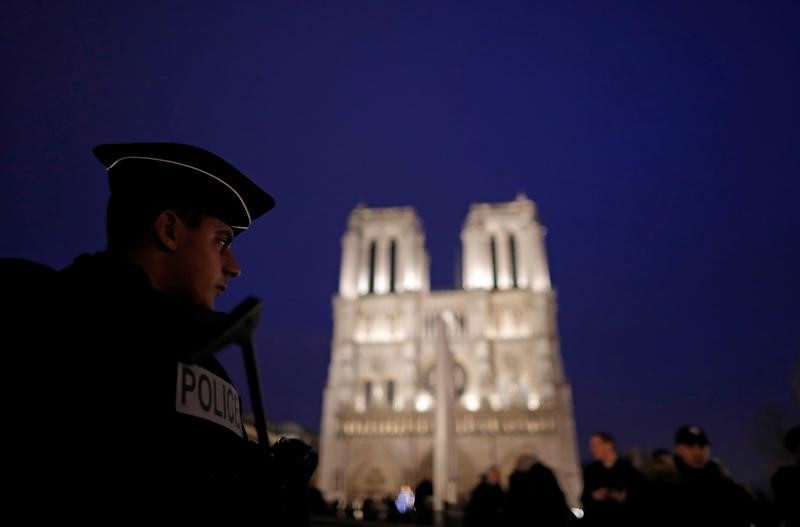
3,143,315,523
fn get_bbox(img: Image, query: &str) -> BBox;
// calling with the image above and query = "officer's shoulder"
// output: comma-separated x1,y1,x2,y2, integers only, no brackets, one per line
0,257,56,276
1,257,57,296
1,258,59,334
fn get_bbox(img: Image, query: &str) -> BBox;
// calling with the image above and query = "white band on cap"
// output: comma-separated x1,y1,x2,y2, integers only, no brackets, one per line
106,156,251,230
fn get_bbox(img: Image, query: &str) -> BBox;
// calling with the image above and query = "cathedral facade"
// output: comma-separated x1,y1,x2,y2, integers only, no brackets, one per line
317,195,581,505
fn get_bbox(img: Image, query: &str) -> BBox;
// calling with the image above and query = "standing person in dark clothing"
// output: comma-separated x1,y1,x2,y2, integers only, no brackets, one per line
3,143,315,522
463,465,505,527
506,454,574,527
658,424,755,527
414,475,434,525
772,426,800,527
580,432,645,526
642,448,681,527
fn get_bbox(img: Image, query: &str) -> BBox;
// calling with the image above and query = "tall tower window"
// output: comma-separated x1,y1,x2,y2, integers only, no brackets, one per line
365,381,372,406
509,234,518,288
490,236,498,289
368,240,377,294
386,380,395,406
389,239,397,293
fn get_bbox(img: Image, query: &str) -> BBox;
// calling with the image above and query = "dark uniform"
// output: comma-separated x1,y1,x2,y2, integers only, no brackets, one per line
3,143,314,522
4,252,268,514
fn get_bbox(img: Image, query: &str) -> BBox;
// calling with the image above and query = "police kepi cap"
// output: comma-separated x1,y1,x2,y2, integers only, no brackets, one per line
675,424,710,446
93,142,275,234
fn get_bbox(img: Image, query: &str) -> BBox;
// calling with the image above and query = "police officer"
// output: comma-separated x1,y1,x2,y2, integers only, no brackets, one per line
4,143,314,522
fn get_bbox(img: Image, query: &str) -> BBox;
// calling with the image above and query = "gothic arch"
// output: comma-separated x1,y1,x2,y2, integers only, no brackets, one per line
415,447,481,503
345,445,404,500
498,444,539,486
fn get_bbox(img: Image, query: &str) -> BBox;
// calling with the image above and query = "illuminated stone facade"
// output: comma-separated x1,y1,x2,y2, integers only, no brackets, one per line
317,195,581,505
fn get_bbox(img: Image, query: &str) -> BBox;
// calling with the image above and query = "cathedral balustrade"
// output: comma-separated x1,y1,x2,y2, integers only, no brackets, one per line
336,407,557,437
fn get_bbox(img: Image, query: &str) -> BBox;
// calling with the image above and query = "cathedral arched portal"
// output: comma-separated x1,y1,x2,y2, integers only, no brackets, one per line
415,447,480,503
345,446,403,500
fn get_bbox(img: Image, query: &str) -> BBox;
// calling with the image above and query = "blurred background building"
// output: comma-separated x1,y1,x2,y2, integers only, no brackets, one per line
242,413,318,450
317,195,581,505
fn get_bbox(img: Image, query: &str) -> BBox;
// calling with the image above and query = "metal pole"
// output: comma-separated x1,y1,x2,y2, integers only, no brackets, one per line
241,335,270,447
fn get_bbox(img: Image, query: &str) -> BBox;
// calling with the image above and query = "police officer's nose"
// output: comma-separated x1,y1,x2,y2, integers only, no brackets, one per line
224,251,241,279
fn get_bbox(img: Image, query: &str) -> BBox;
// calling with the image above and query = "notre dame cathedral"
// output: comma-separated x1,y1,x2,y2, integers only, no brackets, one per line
316,194,581,505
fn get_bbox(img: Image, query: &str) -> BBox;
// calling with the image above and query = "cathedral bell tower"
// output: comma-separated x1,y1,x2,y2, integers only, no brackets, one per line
337,204,429,299
462,193,551,292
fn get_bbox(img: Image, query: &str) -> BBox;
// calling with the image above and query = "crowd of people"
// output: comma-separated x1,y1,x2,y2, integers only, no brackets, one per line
460,424,799,527
307,424,798,526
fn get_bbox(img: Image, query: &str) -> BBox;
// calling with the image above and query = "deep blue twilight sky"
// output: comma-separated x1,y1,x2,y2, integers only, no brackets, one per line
2,1,798,489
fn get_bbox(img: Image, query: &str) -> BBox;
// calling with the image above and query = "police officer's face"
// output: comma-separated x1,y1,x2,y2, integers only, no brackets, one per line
170,215,241,308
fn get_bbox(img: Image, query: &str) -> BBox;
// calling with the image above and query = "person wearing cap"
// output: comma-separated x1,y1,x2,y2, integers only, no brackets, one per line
2,143,313,521
93,142,276,309
673,425,714,471
647,424,755,527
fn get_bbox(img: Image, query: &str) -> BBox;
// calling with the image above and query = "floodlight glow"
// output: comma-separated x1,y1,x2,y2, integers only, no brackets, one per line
464,393,480,412
354,396,366,413
415,392,433,412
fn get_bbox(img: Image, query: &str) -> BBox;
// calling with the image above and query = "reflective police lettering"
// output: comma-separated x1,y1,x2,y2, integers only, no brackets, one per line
227,388,235,424
175,363,243,437
198,374,212,411
181,366,196,404
213,380,224,418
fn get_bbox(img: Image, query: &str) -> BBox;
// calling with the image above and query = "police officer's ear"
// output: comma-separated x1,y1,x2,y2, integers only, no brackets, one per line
154,210,181,251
